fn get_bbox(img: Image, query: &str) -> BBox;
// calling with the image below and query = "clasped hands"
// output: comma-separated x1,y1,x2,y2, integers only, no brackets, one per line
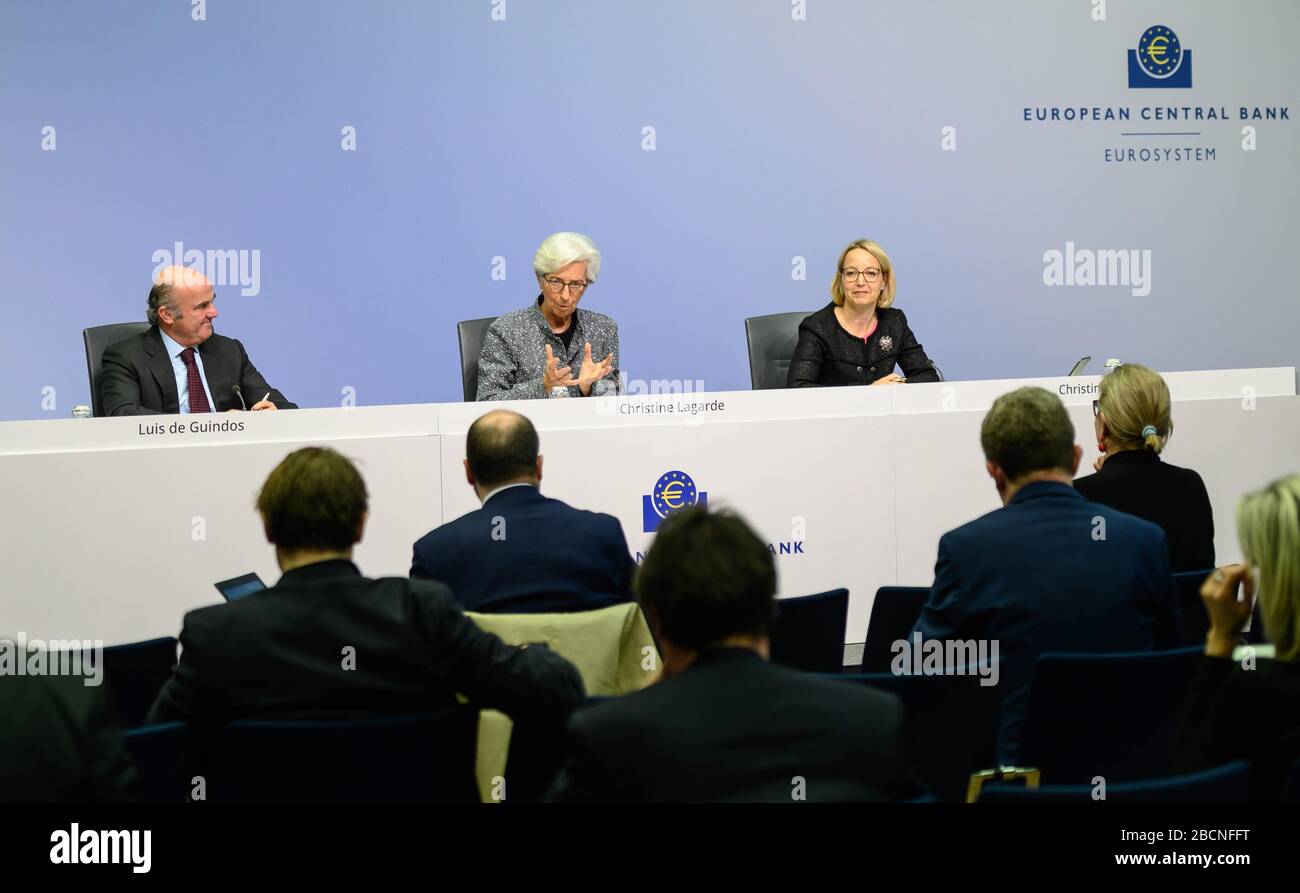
543,343,614,396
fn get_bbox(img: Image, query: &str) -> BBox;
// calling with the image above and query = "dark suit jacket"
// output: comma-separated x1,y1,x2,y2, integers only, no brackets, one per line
547,648,912,802
910,481,1182,765
0,655,139,802
100,326,295,415
147,560,585,747
411,485,635,613
1173,656,1300,800
788,304,939,387
1073,449,1215,573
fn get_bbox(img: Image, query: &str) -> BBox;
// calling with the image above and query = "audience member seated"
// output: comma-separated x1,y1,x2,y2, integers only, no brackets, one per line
0,646,139,802
1173,474,1300,799
411,409,635,613
1074,363,1215,572
910,386,1182,766
547,505,912,802
147,446,585,763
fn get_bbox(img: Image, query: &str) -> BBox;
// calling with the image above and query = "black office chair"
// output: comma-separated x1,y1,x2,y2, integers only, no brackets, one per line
101,636,179,728
743,312,808,390
83,322,151,416
456,316,498,401
860,586,931,672
1016,647,1203,785
124,722,192,803
770,588,850,673
836,670,1002,802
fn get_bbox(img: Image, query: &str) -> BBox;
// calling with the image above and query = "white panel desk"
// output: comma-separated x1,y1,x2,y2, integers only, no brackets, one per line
1,368,1294,647
0,405,440,646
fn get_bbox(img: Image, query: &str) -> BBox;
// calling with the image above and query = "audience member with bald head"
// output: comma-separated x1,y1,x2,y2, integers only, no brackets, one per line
411,409,635,613
98,265,295,415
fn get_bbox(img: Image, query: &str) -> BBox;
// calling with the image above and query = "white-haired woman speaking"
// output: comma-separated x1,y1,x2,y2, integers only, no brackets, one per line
476,232,620,400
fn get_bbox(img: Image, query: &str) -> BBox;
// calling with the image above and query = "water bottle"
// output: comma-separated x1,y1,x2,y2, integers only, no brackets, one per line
550,386,570,399
72,405,92,419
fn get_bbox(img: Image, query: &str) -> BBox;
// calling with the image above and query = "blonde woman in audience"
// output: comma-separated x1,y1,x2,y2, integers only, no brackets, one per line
1173,474,1300,799
1074,363,1215,572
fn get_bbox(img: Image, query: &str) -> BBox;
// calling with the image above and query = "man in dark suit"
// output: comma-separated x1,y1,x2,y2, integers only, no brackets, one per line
0,648,139,802
411,410,635,613
547,505,911,802
100,265,294,415
147,447,585,759
910,387,1182,766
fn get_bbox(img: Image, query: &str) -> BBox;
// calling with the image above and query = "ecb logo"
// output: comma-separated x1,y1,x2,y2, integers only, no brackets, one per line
642,470,708,532
1128,25,1192,88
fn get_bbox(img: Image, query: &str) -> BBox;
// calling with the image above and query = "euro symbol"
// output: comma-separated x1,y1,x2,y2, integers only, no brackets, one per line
660,481,686,508
1145,36,1169,65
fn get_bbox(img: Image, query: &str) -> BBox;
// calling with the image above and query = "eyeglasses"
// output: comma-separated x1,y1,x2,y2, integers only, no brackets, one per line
1092,400,1101,417
841,268,883,284
543,276,589,296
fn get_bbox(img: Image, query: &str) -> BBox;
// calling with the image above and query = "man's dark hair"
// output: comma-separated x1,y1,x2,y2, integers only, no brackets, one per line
466,411,539,489
980,386,1076,481
635,505,776,651
256,447,368,552
146,281,176,326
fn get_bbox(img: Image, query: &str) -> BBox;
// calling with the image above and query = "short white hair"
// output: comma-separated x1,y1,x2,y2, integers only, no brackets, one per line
533,232,601,281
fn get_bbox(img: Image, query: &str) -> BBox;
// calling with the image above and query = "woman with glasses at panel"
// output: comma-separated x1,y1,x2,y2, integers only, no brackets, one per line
477,232,620,400
787,239,939,388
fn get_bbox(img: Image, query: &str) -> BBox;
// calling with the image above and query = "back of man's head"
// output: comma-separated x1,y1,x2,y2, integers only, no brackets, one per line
466,410,539,489
257,447,368,552
636,506,777,652
980,387,1076,482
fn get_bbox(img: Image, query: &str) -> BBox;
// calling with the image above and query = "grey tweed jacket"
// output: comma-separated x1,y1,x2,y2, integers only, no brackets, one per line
476,298,621,400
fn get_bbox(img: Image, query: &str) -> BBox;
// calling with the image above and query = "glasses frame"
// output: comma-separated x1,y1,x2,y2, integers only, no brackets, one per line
542,276,590,296
840,268,884,284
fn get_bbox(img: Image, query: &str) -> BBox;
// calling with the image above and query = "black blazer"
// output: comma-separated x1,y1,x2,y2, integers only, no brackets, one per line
147,560,585,741
547,648,912,802
411,486,635,613
1073,449,1215,573
911,481,1182,765
787,304,939,387
0,657,139,802
100,326,296,415
1173,656,1300,800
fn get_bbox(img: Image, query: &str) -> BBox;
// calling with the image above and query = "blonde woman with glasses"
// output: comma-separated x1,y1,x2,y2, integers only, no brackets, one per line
1173,474,1300,800
1074,363,1215,572
787,239,939,388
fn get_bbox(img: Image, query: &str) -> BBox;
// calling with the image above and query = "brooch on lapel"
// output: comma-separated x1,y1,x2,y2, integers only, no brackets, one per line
877,335,894,352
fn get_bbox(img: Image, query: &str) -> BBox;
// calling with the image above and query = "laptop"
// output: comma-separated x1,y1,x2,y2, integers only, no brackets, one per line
1067,356,1091,376
215,572,266,602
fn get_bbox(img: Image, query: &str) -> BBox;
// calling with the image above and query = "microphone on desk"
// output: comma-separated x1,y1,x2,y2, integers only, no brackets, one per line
232,385,247,411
